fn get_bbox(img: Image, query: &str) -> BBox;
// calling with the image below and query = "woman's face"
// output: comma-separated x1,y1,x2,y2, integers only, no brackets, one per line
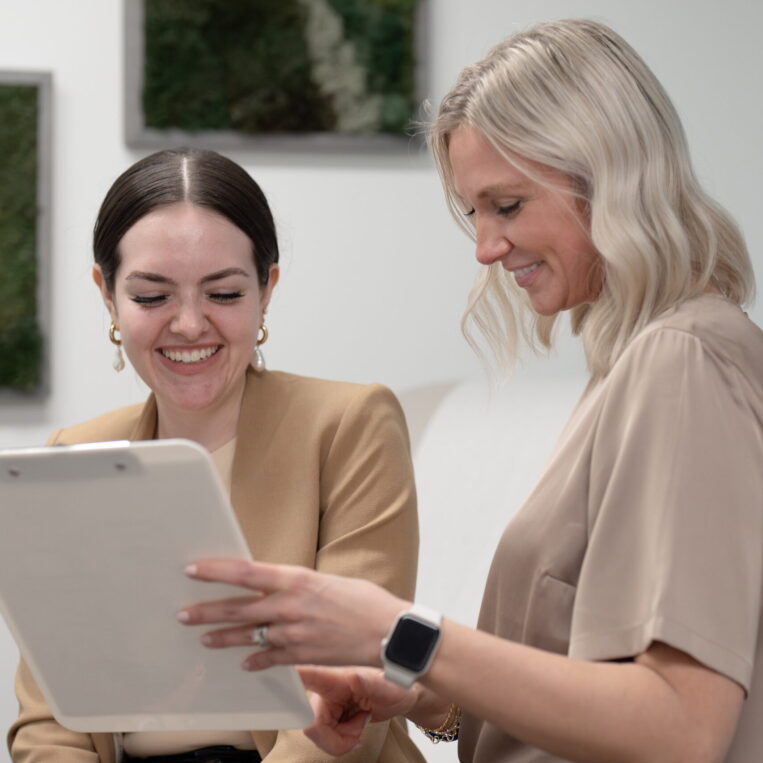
94,202,278,415
448,126,601,315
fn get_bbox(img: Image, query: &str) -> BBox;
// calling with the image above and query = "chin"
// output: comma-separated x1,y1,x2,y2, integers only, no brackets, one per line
530,301,564,317
159,383,227,413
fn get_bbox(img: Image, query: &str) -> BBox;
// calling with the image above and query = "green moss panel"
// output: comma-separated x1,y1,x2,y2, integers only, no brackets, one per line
326,0,417,132
0,83,43,392
143,0,417,134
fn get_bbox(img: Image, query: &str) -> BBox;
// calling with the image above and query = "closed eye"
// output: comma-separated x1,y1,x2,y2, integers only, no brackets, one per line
497,201,521,216
131,295,166,306
209,292,244,303
462,202,520,218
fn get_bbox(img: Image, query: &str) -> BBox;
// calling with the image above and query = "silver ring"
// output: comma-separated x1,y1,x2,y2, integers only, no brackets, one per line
252,624,271,648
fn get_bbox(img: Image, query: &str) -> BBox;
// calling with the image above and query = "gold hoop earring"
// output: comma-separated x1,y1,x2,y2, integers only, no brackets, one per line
108,322,125,372
252,323,268,373
108,322,121,346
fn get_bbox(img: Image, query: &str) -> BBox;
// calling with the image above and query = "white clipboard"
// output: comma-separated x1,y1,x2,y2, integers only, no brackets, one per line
0,439,313,733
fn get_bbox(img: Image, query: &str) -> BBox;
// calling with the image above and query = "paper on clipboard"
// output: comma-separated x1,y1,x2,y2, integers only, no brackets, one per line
0,439,313,732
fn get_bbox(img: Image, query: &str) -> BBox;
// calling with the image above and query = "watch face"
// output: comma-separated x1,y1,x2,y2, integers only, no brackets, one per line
385,616,439,672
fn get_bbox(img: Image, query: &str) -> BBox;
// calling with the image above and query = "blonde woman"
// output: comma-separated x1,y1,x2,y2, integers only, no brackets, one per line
179,20,763,762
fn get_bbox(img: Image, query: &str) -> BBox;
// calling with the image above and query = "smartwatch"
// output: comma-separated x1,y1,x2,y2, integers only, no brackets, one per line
381,604,442,688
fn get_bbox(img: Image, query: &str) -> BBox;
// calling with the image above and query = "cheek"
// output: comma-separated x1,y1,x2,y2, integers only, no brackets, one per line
220,303,261,346
115,301,161,350
119,318,155,358
569,247,601,298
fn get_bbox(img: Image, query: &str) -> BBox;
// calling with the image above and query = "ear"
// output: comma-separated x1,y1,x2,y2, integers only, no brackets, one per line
92,265,118,324
259,264,280,316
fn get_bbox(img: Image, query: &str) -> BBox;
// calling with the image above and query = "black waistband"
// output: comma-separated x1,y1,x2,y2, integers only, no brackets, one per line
123,745,262,763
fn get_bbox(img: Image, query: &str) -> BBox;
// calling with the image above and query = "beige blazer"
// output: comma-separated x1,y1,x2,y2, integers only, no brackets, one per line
8,368,424,763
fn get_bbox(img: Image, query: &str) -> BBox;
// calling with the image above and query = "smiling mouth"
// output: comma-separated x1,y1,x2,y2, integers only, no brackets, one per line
513,262,542,278
160,346,221,364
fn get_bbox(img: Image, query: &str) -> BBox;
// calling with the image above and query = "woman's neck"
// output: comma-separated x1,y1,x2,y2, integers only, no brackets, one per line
155,385,245,452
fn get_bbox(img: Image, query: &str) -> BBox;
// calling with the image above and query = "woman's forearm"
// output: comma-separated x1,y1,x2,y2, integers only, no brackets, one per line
419,620,742,763
179,561,741,762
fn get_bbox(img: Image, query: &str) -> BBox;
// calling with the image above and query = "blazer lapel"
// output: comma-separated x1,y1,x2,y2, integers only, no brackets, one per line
229,369,290,561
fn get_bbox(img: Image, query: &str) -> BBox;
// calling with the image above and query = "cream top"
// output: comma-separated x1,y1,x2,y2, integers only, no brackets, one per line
122,438,257,757
459,295,763,762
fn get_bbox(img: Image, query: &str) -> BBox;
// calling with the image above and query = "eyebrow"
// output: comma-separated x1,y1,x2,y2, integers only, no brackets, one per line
453,182,527,207
125,267,252,285
476,182,526,199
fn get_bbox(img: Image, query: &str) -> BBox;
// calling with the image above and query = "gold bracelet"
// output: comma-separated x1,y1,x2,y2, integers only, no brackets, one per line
416,703,461,743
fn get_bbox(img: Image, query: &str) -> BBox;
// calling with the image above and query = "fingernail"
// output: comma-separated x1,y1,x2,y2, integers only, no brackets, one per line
242,659,254,671
201,633,213,646
177,610,190,623
185,564,198,576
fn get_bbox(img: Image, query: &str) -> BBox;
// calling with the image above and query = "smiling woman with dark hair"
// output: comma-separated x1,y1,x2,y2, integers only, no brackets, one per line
8,148,425,763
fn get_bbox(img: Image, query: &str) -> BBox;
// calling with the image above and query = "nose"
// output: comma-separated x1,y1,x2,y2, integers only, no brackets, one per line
170,299,209,340
474,217,512,266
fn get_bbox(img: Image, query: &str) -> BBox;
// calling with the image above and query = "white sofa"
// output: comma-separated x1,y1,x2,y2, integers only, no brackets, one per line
398,375,586,761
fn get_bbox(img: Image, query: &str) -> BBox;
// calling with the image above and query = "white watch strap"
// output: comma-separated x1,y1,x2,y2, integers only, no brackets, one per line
383,661,420,688
406,603,442,625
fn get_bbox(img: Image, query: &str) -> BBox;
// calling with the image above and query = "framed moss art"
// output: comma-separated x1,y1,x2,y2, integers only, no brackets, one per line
0,71,51,397
124,0,424,151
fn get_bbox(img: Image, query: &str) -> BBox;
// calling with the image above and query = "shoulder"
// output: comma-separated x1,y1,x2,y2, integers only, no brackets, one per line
244,370,409,454
257,370,403,418
597,295,763,424
614,295,763,384
48,402,147,445
636,294,763,358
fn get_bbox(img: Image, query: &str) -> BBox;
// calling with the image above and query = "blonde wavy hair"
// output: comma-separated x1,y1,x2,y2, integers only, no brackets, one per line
429,18,754,377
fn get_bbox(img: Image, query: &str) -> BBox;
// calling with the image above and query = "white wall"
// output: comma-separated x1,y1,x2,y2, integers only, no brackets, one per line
0,1,761,760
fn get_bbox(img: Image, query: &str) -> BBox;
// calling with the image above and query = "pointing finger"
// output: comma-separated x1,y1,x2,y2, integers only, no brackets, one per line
184,559,312,595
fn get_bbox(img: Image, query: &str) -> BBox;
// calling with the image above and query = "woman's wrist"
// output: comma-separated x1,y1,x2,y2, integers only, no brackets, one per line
371,596,413,667
416,702,461,744
406,685,453,730
403,619,459,741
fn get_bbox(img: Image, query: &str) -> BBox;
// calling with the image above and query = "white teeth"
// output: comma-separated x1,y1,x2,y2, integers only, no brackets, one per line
161,346,220,364
514,262,541,278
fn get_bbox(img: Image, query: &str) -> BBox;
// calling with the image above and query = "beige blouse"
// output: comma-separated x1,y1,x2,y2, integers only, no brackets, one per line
460,295,763,762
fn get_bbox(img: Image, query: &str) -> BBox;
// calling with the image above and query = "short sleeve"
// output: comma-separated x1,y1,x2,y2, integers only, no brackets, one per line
569,327,763,691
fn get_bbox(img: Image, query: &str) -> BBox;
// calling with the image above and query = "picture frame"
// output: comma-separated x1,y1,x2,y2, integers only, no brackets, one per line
124,0,428,153
0,70,52,397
